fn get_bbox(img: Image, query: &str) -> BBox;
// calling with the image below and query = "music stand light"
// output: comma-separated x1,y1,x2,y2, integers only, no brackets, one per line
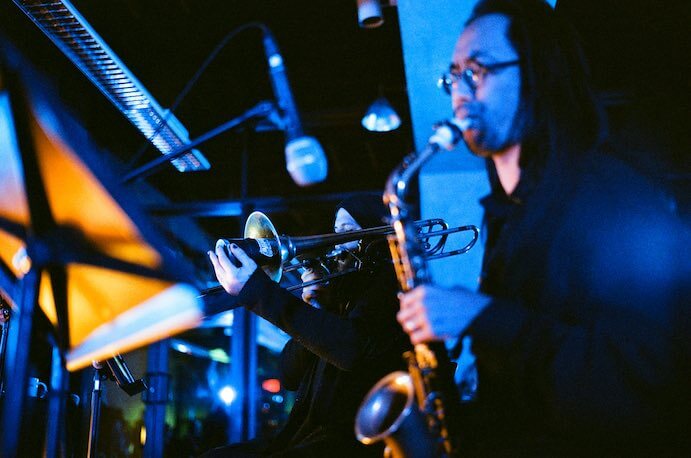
0,68,203,453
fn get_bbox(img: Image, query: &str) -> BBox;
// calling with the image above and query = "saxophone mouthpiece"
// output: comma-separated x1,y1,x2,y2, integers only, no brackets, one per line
454,117,472,132
429,119,465,150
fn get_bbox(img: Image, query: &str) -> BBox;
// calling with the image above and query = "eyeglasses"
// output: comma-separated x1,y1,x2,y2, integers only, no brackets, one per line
438,58,520,95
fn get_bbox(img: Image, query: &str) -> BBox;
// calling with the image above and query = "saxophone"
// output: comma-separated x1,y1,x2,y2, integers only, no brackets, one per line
355,120,467,458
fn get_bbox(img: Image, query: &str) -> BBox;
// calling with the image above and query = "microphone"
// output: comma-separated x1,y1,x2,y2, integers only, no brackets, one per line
100,354,147,396
262,31,328,186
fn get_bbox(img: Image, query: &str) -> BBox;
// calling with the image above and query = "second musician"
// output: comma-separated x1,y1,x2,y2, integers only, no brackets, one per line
396,0,690,455
205,193,410,457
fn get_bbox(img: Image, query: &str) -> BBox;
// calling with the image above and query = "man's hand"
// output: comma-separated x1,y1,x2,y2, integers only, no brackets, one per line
208,240,258,295
397,285,491,344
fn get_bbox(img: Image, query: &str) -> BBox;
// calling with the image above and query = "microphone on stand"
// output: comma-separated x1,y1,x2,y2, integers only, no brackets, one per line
100,354,147,396
262,30,328,186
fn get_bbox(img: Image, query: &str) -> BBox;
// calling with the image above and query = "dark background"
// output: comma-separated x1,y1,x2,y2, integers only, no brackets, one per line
0,1,688,455
0,0,688,248
0,0,414,246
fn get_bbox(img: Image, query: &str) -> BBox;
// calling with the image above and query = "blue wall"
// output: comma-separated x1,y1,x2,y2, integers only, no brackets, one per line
397,0,487,290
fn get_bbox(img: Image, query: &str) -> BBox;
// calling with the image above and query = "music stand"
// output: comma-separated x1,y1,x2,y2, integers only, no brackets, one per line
0,65,204,455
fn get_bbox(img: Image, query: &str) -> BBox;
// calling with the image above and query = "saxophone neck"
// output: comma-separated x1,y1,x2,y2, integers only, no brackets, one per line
384,119,464,212
384,144,441,220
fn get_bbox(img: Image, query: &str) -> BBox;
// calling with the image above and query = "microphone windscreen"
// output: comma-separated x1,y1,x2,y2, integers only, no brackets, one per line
285,136,328,186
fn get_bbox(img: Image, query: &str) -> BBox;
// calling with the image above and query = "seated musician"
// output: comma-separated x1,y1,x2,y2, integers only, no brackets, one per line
204,193,410,457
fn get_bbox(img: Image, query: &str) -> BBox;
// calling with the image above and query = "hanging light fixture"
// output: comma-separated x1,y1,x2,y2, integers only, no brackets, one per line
357,0,384,28
361,96,401,132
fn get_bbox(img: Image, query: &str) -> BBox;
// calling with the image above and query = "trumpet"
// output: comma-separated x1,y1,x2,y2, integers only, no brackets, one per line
200,211,478,296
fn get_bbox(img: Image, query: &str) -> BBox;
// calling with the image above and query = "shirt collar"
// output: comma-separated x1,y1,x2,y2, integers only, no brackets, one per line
481,165,532,219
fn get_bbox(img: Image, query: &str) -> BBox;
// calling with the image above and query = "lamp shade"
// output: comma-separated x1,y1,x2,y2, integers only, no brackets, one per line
361,97,401,132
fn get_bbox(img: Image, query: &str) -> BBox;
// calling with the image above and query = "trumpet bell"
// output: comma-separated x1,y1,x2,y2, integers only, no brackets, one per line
244,211,282,282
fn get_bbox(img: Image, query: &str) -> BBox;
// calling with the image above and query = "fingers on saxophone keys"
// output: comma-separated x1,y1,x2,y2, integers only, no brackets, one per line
397,298,419,322
398,286,424,310
408,318,433,344
398,309,418,331
409,329,428,345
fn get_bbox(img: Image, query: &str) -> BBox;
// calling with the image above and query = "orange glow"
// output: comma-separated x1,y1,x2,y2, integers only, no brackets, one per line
39,270,57,325
0,92,203,373
66,276,202,371
0,232,25,279
262,378,281,393
66,264,176,347
32,115,161,270
36,264,196,348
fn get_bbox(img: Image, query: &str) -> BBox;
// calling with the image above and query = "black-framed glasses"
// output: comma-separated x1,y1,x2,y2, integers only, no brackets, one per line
438,58,520,95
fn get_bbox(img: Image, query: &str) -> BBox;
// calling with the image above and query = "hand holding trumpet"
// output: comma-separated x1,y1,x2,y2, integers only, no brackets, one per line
208,239,258,295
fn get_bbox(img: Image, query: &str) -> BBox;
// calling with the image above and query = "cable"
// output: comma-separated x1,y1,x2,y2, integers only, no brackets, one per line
125,22,270,171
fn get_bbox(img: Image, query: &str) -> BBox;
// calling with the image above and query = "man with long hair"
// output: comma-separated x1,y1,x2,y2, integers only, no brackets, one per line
397,0,690,454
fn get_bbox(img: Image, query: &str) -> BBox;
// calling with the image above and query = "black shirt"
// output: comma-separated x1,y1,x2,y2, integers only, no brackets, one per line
464,151,691,455
236,264,410,457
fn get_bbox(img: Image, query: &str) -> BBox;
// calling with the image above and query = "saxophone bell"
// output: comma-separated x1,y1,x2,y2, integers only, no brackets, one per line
356,119,470,457
355,372,436,458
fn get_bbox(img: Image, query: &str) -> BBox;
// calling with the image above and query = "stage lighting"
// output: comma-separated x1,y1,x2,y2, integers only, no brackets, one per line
361,96,401,132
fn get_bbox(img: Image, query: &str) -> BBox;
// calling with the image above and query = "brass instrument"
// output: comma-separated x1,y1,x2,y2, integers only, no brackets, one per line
200,211,478,296
355,120,467,458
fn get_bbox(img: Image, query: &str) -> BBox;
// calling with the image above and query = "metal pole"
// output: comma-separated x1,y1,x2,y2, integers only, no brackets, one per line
227,307,258,441
86,366,104,458
143,340,169,458
0,268,40,457
44,343,67,457
227,133,258,441
0,297,11,397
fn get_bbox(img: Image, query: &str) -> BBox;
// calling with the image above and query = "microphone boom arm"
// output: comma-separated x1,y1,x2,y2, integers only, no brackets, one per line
122,101,276,183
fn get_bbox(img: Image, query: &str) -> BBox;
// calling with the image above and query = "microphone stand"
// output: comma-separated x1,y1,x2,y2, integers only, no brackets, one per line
86,362,104,458
0,297,10,397
87,354,148,458
122,100,276,183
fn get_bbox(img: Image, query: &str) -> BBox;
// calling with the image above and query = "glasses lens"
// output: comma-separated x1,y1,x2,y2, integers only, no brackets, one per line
438,74,453,95
462,69,478,92
438,68,480,95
